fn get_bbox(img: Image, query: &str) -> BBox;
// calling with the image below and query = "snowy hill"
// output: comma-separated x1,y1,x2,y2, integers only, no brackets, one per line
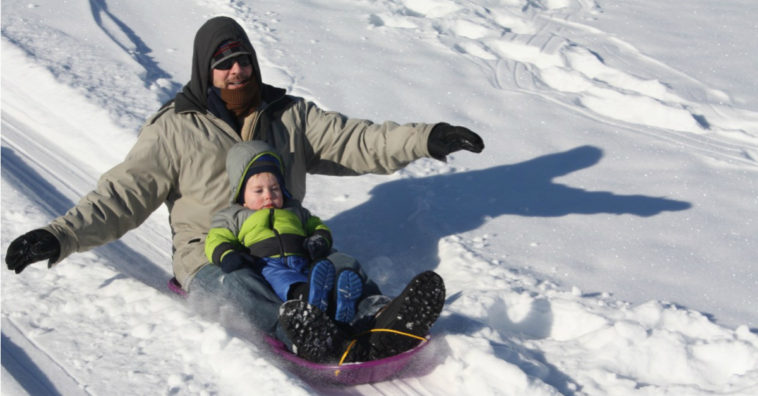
2,0,757,395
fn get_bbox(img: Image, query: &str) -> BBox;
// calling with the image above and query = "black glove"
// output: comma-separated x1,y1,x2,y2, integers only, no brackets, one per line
303,234,330,261
428,123,485,160
5,229,61,274
219,251,259,273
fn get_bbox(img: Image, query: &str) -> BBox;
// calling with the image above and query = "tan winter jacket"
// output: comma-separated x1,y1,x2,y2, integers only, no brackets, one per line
44,84,435,289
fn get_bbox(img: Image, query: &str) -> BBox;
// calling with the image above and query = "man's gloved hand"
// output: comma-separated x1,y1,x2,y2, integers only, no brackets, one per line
427,123,485,160
219,251,259,273
303,234,330,261
5,229,61,274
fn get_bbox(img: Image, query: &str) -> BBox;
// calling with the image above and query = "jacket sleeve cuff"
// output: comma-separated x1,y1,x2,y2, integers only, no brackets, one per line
42,222,79,267
213,243,236,265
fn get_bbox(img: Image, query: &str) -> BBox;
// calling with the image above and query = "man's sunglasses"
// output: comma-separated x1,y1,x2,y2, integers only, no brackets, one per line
213,55,252,70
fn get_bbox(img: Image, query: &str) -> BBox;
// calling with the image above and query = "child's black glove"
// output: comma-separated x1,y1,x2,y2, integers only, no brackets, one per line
303,234,330,261
5,229,61,274
219,251,259,273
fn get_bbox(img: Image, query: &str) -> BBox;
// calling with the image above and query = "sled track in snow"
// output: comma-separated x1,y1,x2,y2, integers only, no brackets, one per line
2,318,92,396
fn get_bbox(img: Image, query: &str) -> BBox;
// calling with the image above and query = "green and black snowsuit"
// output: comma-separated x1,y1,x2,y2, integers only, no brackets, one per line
205,141,332,301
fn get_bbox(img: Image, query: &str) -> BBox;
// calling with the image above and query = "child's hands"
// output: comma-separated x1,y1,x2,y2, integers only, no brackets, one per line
219,251,260,273
303,235,330,261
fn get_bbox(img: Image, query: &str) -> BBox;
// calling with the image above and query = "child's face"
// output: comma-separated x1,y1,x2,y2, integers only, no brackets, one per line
243,172,284,210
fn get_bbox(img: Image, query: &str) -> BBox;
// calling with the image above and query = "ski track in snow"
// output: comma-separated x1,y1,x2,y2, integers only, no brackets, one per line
2,0,758,395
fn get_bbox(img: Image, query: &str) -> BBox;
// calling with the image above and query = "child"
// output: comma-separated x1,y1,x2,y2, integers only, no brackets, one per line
205,141,363,323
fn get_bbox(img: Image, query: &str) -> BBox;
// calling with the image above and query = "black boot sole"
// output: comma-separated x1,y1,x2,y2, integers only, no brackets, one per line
368,271,445,360
278,300,346,363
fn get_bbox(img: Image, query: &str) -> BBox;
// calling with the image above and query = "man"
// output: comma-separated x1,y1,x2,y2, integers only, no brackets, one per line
5,16,483,362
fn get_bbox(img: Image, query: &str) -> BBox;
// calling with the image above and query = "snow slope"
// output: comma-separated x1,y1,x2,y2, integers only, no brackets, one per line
2,0,757,395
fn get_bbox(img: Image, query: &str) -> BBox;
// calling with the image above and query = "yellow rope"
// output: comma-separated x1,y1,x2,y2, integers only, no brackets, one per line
337,339,359,369
334,329,428,376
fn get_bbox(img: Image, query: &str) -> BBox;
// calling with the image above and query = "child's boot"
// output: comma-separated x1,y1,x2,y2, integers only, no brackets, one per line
308,259,335,312
334,269,363,324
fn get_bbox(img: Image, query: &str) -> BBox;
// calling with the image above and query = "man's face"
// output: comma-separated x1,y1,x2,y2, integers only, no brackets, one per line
212,55,254,90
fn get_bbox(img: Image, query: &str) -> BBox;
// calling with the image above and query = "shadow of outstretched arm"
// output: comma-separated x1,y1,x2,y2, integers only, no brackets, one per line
327,146,691,283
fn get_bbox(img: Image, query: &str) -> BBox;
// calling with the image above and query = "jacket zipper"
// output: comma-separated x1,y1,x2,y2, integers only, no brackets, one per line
250,91,289,141
268,209,287,258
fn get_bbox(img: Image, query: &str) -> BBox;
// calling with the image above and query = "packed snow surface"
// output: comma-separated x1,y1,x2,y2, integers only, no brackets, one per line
2,0,757,395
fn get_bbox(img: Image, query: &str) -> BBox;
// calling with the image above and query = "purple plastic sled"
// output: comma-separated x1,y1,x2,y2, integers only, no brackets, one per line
168,277,187,297
265,335,429,385
167,277,428,384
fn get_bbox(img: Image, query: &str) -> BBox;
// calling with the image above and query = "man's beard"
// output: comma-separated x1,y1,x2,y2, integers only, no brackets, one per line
220,79,261,117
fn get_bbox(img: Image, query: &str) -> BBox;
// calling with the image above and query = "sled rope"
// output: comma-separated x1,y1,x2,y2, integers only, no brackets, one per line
335,328,428,376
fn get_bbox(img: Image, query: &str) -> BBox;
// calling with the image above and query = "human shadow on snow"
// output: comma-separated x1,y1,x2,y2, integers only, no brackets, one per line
323,145,692,393
88,0,182,101
327,145,692,292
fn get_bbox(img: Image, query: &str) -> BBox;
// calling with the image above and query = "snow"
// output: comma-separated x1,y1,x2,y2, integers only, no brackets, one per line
2,0,757,394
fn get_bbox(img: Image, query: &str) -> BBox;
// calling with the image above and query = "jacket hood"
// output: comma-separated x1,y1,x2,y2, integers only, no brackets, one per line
227,141,289,204
174,16,263,113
